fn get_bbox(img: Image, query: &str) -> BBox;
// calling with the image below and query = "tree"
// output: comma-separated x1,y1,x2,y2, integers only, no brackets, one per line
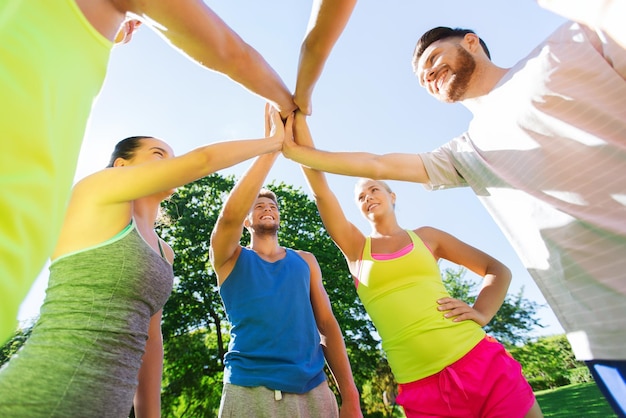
442,267,543,347
509,334,593,390
0,323,33,367
157,175,380,416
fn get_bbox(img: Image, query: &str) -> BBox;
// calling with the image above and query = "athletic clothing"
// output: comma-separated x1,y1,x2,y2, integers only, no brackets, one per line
0,0,112,343
0,223,173,417
219,381,339,418
356,230,484,383
396,336,536,418
357,230,535,415
419,21,626,362
219,247,326,394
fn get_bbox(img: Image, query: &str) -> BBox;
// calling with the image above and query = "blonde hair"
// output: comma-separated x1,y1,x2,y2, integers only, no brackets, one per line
354,178,395,209
354,178,393,195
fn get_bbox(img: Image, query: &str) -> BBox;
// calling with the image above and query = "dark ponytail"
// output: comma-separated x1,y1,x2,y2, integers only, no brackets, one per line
106,136,151,167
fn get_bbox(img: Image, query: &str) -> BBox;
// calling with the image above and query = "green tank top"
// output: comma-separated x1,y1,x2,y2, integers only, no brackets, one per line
356,230,485,383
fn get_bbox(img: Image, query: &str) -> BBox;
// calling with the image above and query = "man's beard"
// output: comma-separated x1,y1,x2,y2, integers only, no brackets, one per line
253,222,279,236
444,45,476,102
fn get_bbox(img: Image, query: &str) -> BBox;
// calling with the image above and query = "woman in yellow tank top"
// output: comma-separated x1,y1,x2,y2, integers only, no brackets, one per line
290,112,542,418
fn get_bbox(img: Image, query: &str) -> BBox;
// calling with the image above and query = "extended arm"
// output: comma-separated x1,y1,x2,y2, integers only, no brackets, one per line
290,113,365,265
209,109,293,282
133,310,164,418
283,127,430,184
77,106,286,206
302,251,362,417
537,0,626,48
294,0,358,115
418,227,512,326
78,0,296,115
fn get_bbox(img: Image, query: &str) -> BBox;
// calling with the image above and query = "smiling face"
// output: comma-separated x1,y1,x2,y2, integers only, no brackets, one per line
245,196,280,236
416,39,477,103
354,179,395,222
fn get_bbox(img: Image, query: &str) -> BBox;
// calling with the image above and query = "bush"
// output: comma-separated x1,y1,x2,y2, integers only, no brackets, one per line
568,366,593,384
528,377,551,391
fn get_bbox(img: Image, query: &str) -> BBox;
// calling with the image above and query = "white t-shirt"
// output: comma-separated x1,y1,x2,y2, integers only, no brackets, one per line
420,22,626,360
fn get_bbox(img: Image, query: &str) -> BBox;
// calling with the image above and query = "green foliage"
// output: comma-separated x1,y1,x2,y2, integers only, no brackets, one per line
509,334,593,391
0,324,33,367
359,358,403,417
442,267,543,346
158,175,380,415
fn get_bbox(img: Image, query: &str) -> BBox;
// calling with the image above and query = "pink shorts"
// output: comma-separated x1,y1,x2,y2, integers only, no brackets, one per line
396,336,536,418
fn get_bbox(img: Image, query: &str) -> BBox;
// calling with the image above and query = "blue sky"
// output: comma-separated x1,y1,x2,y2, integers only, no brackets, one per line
19,1,568,337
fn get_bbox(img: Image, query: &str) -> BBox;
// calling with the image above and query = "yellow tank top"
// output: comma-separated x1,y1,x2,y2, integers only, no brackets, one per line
356,230,485,383
0,0,111,342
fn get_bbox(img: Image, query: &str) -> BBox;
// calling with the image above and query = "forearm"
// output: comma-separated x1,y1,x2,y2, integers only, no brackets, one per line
320,324,361,407
134,315,164,418
130,0,295,114
472,266,511,325
290,144,429,183
300,166,347,236
199,137,281,176
294,0,358,114
538,0,625,48
286,143,377,177
219,152,280,221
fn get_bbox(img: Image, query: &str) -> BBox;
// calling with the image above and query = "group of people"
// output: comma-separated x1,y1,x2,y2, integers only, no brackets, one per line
0,0,624,417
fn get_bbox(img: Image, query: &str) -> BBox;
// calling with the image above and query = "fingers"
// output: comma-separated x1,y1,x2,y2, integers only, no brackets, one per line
264,103,271,137
268,104,284,136
437,298,478,322
283,112,294,142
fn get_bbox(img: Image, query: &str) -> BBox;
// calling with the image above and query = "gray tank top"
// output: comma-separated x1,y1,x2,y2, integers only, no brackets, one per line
0,223,173,417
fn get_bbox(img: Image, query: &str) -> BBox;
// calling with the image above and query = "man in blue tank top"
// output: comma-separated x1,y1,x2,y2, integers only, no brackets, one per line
209,129,362,417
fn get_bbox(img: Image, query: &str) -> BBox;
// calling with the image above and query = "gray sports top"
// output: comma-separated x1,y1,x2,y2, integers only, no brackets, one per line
0,222,173,417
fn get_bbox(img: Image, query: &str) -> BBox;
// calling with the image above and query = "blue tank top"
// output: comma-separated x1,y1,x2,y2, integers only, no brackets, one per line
219,247,326,393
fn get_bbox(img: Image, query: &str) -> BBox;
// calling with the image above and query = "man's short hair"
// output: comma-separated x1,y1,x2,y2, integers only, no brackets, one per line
258,188,278,207
412,26,491,71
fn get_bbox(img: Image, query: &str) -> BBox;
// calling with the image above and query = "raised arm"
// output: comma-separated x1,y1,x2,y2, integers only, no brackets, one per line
418,226,512,327
294,0,358,115
291,113,365,266
537,0,626,48
300,251,362,418
209,109,293,282
76,107,286,207
78,0,296,115
283,128,430,184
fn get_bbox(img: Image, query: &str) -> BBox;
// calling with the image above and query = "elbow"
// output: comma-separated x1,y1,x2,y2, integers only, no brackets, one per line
493,264,512,287
300,31,329,61
368,158,391,180
200,33,252,77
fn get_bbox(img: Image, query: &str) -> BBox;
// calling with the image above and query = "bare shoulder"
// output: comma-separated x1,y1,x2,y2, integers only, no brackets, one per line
413,226,452,257
414,225,443,239
294,249,316,263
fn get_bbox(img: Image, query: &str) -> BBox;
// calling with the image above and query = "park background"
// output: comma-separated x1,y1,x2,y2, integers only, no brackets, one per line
19,1,567,337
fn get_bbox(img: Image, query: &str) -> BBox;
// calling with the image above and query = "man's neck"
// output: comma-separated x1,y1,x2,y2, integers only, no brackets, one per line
465,62,509,100
249,233,285,261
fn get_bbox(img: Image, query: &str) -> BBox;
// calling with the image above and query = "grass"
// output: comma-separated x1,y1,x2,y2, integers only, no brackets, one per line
535,382,618,417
